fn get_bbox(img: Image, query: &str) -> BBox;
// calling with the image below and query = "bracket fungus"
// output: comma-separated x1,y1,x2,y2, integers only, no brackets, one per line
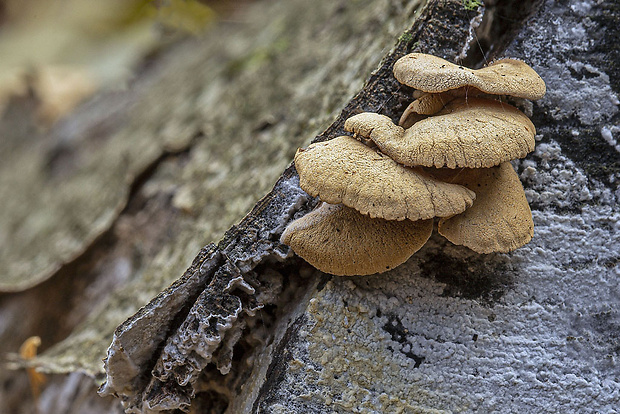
435,163,534,253
393,53,546,100
281,53,546,275
294,136,475,221
345,97,536,169
281,203,433,276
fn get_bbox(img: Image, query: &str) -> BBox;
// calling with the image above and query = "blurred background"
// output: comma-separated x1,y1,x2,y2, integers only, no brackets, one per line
0,0,254,127
0,1,260,412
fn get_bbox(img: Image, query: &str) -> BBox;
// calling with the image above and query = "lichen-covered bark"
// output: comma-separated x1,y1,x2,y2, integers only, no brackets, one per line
0,51,195,292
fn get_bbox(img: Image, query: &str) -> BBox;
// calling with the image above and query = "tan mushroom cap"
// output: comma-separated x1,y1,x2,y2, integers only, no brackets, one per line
346,98,535,169
281,203,433,276
436,162,534,253
399,91,455,128
393,53,546,100
294,136,475,221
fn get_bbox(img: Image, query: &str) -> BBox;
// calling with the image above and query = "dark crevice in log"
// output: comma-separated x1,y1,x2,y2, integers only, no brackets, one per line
462,0,544,68
317,0,480,135
250,314,307,413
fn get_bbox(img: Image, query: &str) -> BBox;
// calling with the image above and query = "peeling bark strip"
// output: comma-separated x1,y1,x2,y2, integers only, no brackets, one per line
100,171,314,413
100,0,485,412
99,244,222,407
143,258,254,411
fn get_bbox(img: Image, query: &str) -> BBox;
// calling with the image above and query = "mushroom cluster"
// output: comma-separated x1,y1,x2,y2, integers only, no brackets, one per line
282,53,546,276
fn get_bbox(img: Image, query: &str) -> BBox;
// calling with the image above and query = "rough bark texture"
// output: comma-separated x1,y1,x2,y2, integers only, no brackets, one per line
1,0,619,413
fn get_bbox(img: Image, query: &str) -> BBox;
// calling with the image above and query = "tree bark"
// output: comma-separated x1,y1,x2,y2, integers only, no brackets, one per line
1,0,618,413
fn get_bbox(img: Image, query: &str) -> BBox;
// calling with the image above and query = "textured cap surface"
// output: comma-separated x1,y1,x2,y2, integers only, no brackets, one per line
393,53,546,100
437,162,534,253
349,98,535,169
295,135,475,221
281,203,433,276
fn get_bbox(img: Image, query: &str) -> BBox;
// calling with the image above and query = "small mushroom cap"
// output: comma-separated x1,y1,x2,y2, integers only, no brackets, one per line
351,98,535,169
437,162,534,253
295,135,476,221
393,53,546,100
399,92,454,128
281,203,433,276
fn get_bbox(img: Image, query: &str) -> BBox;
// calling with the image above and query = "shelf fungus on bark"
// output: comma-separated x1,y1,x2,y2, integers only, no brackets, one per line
435,163,534,253
282,53,546,274
294,136,475,221
281,203,433,276
345,97,536,169
393,53,546,100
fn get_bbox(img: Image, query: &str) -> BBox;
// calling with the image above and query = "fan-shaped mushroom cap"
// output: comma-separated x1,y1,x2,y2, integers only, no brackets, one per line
437,162,534,253
393,53,546,100
294,136,475,221
281,203,433,276
347,98,535,169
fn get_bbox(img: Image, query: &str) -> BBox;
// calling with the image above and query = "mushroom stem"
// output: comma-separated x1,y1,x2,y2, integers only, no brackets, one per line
399,91,454,128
